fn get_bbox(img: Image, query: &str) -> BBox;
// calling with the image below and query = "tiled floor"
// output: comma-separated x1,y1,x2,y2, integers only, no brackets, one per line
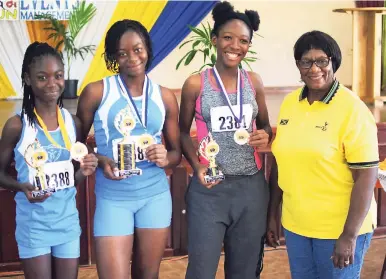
1,237,385,279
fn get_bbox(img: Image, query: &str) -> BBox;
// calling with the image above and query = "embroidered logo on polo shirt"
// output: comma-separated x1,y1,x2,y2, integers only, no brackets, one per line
280,119,289,125
315,122,328,131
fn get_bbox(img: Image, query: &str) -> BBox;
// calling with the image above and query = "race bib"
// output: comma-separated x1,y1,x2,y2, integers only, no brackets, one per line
29,161,75,190
211,104,253,132
112,137,147,163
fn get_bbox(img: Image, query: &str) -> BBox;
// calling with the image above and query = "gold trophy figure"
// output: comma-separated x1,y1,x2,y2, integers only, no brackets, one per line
198,134,225,183
114,108,142,177
25,140,55,197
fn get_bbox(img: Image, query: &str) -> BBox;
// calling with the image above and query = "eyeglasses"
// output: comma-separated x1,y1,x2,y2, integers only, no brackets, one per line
297,57,331,69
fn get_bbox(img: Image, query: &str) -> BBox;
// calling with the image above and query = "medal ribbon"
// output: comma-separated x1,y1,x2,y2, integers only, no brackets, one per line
117,75,150,129
213,67,243,124
33,106,71,150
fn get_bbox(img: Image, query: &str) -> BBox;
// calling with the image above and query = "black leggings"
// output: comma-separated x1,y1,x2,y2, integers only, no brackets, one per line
185,171,269,279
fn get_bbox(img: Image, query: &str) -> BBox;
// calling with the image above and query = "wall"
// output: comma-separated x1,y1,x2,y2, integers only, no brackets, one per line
149,0,355,89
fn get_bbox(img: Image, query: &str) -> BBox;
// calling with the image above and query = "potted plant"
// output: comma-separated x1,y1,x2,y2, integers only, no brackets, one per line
35,0,97,99
176,22,259,73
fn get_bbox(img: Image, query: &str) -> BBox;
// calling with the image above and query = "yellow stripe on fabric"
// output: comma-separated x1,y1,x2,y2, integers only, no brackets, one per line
26,21,68,50
0,63,16,99
78,0,167,95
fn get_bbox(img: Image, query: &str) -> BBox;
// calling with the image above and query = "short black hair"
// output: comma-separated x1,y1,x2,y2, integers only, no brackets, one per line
21,42,64,126
294,30,342,72
103,19,153,73
211,1,260,41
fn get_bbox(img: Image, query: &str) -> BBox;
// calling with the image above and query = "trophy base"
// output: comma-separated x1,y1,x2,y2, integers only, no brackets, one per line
117,168,143,178
32,188,56,198
204,168,225,183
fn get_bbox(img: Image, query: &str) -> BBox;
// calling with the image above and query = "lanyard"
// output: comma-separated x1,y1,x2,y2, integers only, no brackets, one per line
213,67,243,123
33,106,71,150
117,75,150,129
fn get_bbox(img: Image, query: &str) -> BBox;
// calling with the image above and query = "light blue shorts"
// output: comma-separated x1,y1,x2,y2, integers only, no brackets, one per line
18,238,80,259
94,190,172,236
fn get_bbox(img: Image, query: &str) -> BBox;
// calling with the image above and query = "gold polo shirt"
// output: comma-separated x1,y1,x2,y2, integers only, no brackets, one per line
271,81,379,239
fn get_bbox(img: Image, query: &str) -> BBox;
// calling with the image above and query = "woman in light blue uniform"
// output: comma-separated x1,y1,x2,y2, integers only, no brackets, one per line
77,20,181,279
0,42,97,279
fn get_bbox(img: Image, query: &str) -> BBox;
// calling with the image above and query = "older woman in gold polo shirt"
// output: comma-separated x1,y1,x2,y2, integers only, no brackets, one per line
267,30,379,279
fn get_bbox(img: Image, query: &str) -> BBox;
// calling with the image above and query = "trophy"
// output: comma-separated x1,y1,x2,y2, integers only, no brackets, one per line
24,140,55,198
114,107,142,177
198,133,225,183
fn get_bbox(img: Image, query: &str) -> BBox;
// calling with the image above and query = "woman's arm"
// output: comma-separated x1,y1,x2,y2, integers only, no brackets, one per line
332,167,377,268
0,116,49,202
72,115,98,184
179,74,215,187
266,156,283,247
76,81,122,180
247,71,271,147
179,75,201,170
145,86,181,168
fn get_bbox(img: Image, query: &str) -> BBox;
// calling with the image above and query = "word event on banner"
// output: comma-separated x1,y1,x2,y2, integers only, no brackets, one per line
0,0,79,21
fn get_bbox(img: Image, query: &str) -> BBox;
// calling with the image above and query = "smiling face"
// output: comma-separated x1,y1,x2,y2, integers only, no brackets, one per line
297,49,334,91
212,19,251,68
24,55,65,104
115,31,148,77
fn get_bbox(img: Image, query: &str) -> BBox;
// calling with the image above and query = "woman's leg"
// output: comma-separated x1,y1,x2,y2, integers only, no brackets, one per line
51,238,80,279
94,196,136,279
95,235,134,279
223,172,269,279
283,229,317,279
131,228,169,279
52,258,79,279
131,190,172,279
19,245,52,279
185,176,228,279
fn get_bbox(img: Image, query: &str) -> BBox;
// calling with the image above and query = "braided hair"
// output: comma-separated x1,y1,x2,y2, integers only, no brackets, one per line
211,1,260,42
21,42,64,126
103,19,153,73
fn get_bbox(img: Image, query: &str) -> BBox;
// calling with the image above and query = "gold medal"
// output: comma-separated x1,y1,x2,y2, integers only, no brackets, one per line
234,129,249,145
70,142,88,161
137,134,155,150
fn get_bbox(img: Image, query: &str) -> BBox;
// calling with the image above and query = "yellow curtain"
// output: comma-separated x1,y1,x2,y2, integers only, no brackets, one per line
78,0,167,95
26,20,68,50
0,63,16,99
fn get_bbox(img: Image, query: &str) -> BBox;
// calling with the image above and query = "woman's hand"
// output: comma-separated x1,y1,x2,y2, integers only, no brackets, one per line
266,216,280,248
146,144,169,168
22,182,51,203
194,163,221,189
331,233,357,269
99,155,124,180
248,129,269,148
79,154,98,176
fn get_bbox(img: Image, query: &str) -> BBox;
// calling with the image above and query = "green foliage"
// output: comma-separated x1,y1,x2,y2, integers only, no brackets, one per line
35,0,97,79
176,22,259,74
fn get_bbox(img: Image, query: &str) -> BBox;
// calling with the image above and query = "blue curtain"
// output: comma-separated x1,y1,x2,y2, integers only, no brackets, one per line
148,1,217,72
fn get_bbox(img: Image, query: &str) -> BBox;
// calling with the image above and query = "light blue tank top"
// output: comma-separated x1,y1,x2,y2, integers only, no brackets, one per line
93,75,169,200
14,108,81,248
